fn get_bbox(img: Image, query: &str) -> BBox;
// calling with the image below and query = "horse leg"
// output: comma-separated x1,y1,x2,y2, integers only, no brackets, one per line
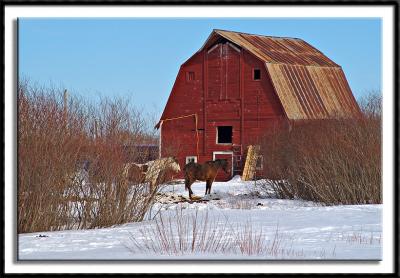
208,176,217,195
188,183,195,199
189,186,194,199
185,179,194,199
205,179,211,196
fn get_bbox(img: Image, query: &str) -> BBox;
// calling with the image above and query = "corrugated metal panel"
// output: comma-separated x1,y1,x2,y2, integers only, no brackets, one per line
205,29,360,120
194,29,361,121
215,30,338,67
266,63,361,119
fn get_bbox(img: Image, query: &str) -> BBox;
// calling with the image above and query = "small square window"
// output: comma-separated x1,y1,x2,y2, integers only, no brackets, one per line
186,156,197,164
217,126,233,144
187,71,195,81
253,69,261,80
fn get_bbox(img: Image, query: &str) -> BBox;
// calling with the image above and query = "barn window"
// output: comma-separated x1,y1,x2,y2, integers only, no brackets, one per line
217,126,233,144
186,156,197,164
253,69,261,80
187,71,195,81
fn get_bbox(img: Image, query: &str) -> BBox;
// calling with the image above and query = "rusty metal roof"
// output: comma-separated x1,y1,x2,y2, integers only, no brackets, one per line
212,29,339,67
266,64,361,119
201,29,361,119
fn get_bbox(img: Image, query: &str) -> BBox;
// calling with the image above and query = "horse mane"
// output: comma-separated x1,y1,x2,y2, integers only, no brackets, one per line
206,159,227,165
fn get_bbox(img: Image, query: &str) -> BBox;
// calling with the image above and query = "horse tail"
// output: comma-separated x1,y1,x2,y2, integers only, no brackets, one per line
183,164,189,191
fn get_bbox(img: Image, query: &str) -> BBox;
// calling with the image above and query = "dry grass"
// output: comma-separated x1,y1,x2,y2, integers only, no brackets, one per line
124,206,381,259
234,221,265,256
213,197,257,210
128,207,234,255
18,80,160,233
126,206,302,258
337,230,382,245
259,92,381,205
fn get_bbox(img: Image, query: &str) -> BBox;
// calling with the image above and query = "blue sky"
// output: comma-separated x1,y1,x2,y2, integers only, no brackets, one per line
19,18,381,114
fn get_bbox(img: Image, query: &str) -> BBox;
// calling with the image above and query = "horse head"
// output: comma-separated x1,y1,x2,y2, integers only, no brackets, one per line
167,156,181,173
218,159,229,174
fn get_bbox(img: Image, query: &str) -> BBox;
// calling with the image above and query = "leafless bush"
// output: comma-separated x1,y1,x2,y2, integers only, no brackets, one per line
127,207,234,255
126,206,300,257
18,80,160,233
18,82,87,232
259,92,381,205
358,90,382,118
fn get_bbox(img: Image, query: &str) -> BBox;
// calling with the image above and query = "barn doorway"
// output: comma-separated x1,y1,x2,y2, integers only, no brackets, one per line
217,126,232,144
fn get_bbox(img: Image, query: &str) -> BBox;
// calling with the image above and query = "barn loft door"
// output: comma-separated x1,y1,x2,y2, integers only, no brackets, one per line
207,44,222,100
207,42,240,101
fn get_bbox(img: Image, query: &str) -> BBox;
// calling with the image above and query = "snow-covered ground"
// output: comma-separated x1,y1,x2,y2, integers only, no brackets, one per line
18,176,382,260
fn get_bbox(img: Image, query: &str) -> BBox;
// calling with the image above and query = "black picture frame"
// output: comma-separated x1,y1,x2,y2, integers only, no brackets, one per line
3,1,398,276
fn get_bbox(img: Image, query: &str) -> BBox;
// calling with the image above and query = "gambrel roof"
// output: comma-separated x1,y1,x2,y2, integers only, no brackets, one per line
200,29,361,120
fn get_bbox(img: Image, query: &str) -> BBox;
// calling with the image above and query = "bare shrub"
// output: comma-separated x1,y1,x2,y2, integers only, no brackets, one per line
126,206,300,257
358,90,382,118
75,97,157,229
18,81,161,233
18,82,88,233
259,92,381,205
127,207,233,255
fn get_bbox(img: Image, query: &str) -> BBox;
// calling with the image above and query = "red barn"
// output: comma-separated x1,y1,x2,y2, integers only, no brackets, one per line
156,29,361,180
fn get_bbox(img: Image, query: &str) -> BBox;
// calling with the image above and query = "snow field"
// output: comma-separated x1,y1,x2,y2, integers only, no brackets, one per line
18,176,382,260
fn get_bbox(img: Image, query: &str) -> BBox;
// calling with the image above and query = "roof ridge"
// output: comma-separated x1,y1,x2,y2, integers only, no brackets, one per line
198,29,338,67
213,29,303,41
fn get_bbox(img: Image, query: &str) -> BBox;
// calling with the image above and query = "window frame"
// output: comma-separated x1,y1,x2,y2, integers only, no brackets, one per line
253,68,261,81
185,156,197,164
186,71,195,82
216,126,233,145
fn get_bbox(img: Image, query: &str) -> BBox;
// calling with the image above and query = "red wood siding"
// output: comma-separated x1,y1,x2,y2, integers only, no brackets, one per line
160,42,287,180
241,50,286,146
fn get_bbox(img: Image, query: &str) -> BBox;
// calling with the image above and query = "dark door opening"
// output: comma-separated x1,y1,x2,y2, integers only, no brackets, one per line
217,126,233,144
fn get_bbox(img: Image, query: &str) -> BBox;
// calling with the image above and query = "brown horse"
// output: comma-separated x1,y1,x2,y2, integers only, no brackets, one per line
183,159,229,199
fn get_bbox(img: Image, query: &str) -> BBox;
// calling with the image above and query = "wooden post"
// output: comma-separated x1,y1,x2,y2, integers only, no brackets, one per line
242,145,260,181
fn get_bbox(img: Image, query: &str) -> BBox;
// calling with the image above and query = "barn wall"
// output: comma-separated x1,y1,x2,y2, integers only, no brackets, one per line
160,43,287,178
160,52,204,124
241,50,286,147
160,52,205,168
